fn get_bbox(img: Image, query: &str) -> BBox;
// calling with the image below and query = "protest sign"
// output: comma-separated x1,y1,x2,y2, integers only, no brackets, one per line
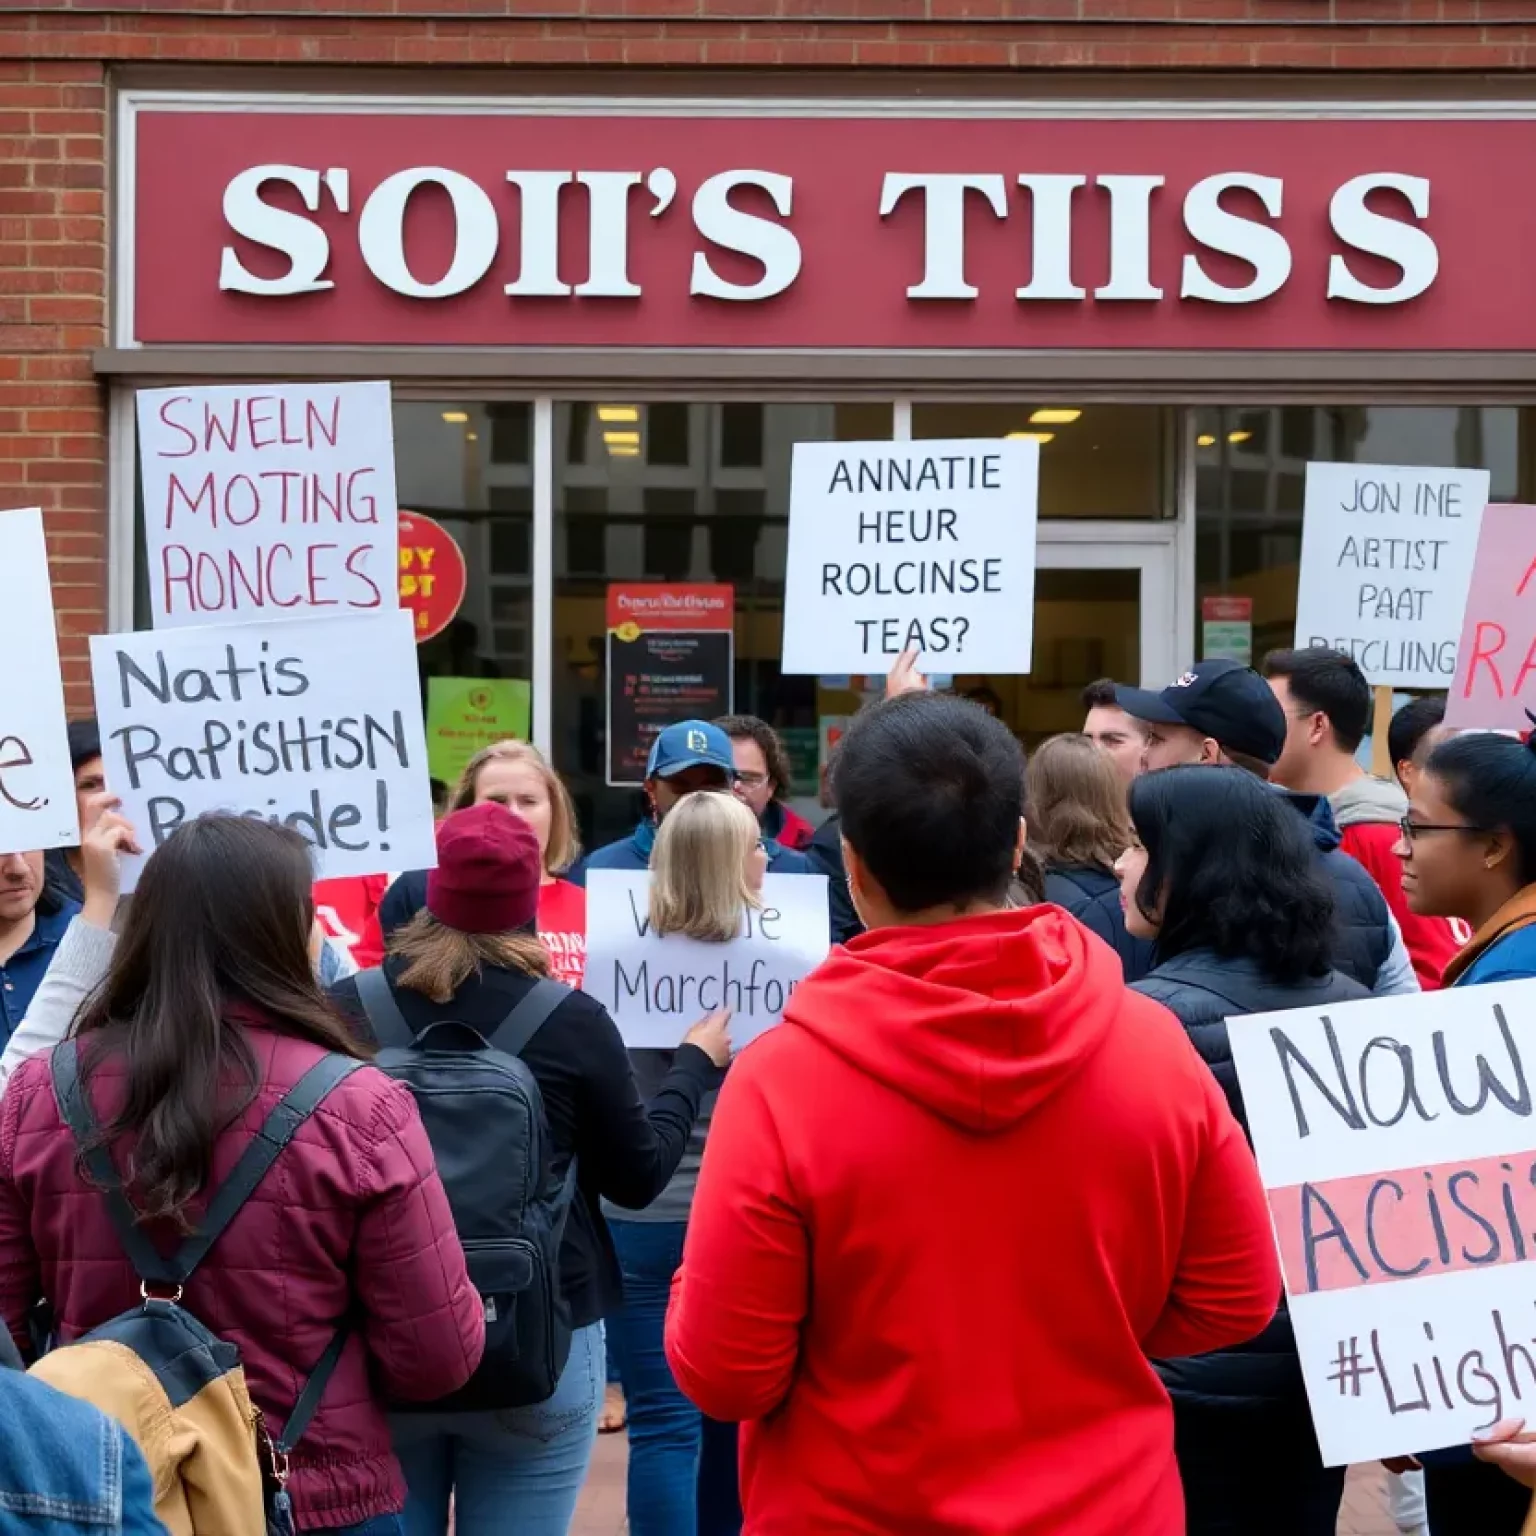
1447,503,1536,731
90,609,435,891
607,584,734,787
0,508,80,852
1229,980,1536,1466
425,676,532,786
399,511,467,643
781,438,1039,676
137,381,399,629
582,870,830,1049
1294,462,1490,688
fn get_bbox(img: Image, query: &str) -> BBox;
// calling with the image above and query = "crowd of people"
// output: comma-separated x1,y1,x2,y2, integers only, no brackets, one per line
3,646,1536,1535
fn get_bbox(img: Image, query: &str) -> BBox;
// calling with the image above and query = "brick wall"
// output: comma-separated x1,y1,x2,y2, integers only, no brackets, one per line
2,0,1534,700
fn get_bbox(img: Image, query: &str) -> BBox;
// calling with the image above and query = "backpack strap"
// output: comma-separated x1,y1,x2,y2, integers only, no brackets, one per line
270,1325,350,1458
487,979,570,1060
353,967,415,1050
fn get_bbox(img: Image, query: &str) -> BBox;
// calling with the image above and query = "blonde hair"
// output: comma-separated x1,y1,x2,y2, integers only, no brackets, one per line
450,740,582,876
389,909,552,1003
649,792,761,943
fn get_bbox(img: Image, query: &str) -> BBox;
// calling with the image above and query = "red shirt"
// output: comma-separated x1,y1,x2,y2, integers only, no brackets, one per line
666,907,1279,1535
539,879,587,989
313,875,390,966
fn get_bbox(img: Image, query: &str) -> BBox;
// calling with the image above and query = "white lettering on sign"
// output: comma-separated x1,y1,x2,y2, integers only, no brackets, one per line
217,163,1441,308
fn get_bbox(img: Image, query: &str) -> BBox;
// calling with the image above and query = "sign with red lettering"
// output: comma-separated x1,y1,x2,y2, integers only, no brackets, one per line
136,381,399,629
398,512,467,644
1229,982,1536,1466
1447,503,1536,730
122,96,1536,352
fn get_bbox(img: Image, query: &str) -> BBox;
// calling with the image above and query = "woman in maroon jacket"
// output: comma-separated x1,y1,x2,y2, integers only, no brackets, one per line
0,815,486,1535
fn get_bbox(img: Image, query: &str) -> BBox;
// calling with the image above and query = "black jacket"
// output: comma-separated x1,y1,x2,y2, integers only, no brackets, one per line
330,963,716,1329
1279,789,1392,993
1042,864,1155,983
806,813,864,946
1133,950,1368,1410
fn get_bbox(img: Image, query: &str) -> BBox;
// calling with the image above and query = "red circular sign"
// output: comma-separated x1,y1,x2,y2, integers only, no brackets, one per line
398,511,468,644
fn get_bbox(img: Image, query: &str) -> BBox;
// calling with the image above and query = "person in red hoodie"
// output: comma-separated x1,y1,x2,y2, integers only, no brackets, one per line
664,690,1281,1536
1263,646,1464,988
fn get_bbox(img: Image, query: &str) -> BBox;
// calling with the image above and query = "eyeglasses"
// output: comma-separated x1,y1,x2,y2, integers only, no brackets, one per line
735,771,770,790
1398,818,1488,842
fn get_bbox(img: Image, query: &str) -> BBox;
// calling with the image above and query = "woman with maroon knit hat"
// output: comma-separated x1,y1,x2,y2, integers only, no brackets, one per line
329,801,729,1536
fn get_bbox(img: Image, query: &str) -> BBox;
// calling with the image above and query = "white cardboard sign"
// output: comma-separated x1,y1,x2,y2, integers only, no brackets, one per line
1293,461,1490,688
582,870,830,1049
1229,981,1536,1466
137,381,399,629
0,508,80,851
781,437,1039,675
89,610,435,891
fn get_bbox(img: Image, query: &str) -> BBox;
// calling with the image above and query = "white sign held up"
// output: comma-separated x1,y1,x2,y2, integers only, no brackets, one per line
89,610,435,891
0,508,80,851
1229,981,1536,1466
137,381,399,630
1293,461,1490,688
582,870,830,1049
781,437,1039,676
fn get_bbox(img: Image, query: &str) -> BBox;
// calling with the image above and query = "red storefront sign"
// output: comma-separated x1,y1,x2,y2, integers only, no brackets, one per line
126,100,1536,352
398,510,467,643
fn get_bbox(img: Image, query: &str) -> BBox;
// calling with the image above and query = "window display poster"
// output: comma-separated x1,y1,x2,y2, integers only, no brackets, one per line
425,676,533,787
399,511,468,644
606,584,734,787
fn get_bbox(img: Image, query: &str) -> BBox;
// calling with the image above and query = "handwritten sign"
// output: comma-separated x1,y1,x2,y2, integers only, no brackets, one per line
781,438,1039,675
89,610,435,891
1293,462,1490,688
1446,504,1536,731
582,870,829,1048
137,381,399,629
1229,981,1536,1466
0,508,79,851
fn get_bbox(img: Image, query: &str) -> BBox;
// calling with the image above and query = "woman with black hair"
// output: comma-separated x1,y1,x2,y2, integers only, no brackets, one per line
1116,765,1367,1536
1389,728,1536,1533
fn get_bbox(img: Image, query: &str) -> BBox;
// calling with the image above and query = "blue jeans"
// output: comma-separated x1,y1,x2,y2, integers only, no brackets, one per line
608,1220,741,1536
321,1522,405,1536
391,1321,603,1536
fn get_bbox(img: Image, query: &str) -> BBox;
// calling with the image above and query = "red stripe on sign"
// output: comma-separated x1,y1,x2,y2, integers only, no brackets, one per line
1270,1153,1536,1296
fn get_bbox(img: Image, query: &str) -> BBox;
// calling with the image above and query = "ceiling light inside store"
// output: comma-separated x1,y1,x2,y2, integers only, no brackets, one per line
604,430,641,446
598,405,640,423
441,411,469,424
1227,430,1253,444
1006,431,1054,444
1029,409,1082,425
465,432,478,442
608,445,641,457
1197,434,1217,447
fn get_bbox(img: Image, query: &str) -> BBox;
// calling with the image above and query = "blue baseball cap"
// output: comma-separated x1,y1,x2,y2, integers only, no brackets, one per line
646,720,737,781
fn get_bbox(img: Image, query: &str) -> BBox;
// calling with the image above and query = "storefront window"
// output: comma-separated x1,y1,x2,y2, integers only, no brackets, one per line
554,402,891,851
913,404,1171,519
1194,407,1529,664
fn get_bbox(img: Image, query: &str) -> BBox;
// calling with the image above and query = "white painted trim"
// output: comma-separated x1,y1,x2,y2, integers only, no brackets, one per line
106,386,137,630
892,399,912,441
113,92,139,351
532,397,554,757
1174,407,1199,673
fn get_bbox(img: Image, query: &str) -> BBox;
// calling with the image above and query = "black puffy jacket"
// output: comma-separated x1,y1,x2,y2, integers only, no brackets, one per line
806,813,864,947
1042,864,1155,983
1133,949,1368,1410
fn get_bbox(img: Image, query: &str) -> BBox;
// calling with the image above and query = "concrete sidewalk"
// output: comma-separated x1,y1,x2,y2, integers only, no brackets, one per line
569,1435,1402,1536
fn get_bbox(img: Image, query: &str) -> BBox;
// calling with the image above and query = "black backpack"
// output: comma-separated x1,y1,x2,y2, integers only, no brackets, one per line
354,969,578,1411
41,1041,364,1536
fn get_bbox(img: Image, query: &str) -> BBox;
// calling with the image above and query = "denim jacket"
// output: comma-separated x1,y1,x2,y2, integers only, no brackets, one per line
0,1365,166,1533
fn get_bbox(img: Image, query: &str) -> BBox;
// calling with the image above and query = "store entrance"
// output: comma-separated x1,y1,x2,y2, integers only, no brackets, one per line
956,531,1179,751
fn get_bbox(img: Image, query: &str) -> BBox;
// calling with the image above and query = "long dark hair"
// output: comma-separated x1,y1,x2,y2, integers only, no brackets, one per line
1128,766,1337,983
73,815,368,1228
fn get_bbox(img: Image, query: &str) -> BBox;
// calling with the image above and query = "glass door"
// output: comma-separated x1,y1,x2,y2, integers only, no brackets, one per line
949,526,1177,750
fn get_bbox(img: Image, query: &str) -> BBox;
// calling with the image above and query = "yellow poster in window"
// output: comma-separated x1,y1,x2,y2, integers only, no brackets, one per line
425,676,533,790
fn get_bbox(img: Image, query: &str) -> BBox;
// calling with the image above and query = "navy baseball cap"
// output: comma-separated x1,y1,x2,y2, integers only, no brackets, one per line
1114,659,1287,766
646,720,737,781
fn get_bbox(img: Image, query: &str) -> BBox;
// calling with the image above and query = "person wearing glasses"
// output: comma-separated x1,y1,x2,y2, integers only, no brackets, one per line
1390,724,1536,1534
715,715,816,852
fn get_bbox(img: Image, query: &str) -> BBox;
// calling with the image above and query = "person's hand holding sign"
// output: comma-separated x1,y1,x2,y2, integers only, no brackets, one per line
683,1008,734,1069
1474,1419,1536,1491
886,647,931,700
78,791,141,931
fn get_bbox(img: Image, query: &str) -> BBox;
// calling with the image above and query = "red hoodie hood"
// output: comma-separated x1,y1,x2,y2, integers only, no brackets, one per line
781,904,1121,1133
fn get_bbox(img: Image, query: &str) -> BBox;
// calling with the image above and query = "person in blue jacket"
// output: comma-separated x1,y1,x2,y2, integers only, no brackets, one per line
1392,723,1536,1534
572,720,812,885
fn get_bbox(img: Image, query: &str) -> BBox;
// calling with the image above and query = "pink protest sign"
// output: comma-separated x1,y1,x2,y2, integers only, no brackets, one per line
1447,503,1536,729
